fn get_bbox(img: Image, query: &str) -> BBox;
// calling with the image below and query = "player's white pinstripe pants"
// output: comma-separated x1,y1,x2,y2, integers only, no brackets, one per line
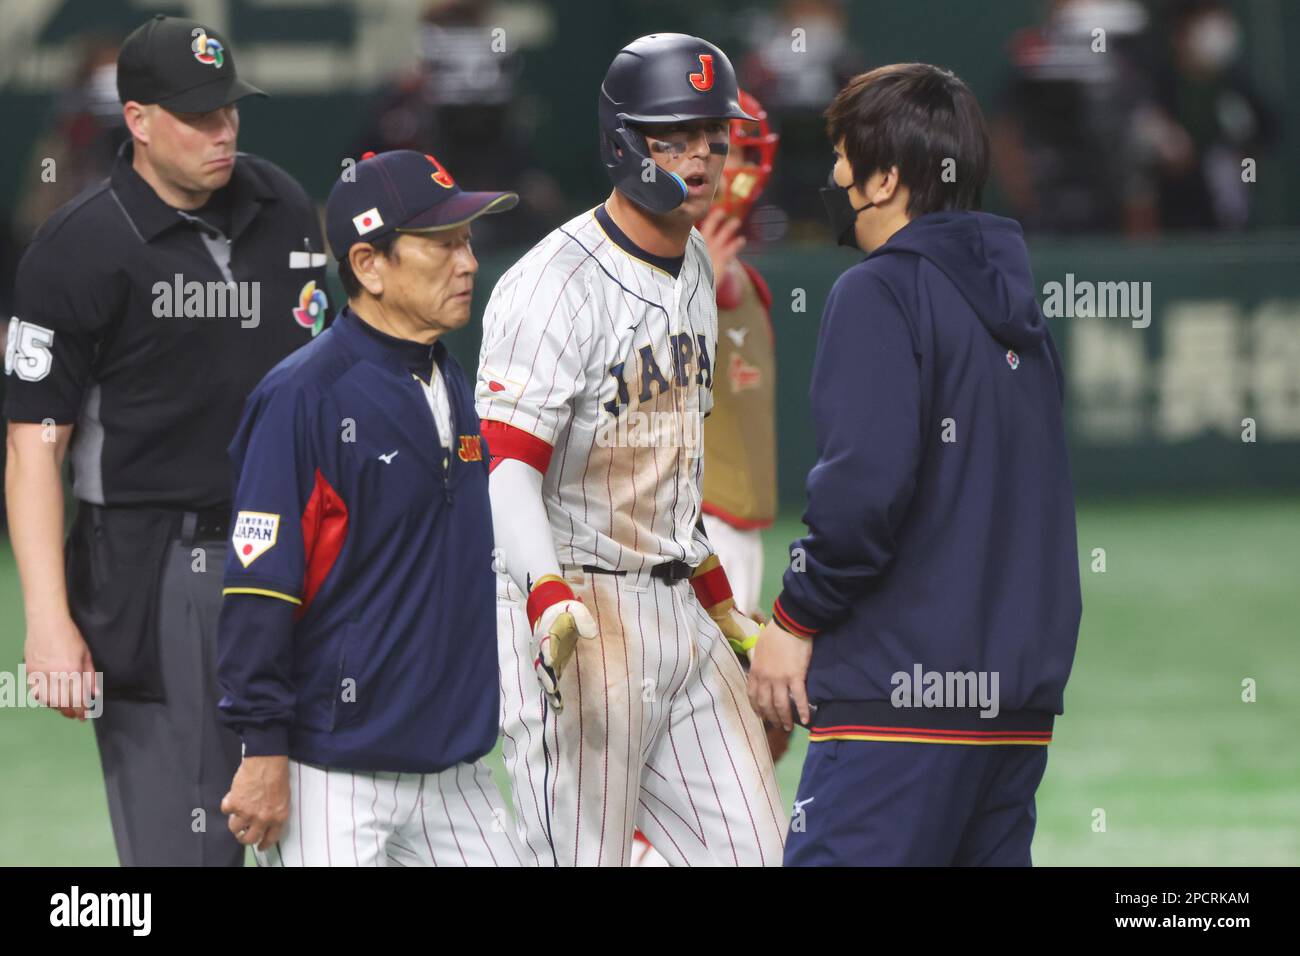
252,759,523,867
497,567,786,866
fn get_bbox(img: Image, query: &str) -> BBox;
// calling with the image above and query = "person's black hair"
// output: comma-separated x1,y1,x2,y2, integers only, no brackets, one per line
825,63,990,216
338,232,401,300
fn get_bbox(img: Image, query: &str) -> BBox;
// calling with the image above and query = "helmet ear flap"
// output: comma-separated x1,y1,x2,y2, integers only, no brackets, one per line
601,123,647,170
601,122,688,214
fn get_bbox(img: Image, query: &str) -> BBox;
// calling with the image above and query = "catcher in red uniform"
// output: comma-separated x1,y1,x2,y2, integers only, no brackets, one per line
630,90,790,866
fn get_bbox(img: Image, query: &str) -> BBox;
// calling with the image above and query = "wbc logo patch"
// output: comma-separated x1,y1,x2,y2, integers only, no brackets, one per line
232,511,280,568
293,280,328,337
191,28,224,68
1006,349,1020,369
353,208,384,235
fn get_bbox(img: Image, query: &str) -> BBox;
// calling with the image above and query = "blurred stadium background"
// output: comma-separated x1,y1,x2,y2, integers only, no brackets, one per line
1,0,1297,865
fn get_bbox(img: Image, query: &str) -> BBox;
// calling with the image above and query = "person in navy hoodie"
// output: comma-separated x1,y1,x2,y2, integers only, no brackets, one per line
746,64,1082,866
215,150,523,866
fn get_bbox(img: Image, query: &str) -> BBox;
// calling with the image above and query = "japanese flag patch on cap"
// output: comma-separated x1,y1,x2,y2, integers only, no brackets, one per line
352,208,384,235
232,511,280,567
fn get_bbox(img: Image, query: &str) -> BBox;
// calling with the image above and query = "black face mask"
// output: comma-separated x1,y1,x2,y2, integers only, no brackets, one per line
819,180,874,249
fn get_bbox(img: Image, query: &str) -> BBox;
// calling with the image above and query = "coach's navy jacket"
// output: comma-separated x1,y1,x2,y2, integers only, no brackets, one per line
216,307,499,773
772,211,1082,739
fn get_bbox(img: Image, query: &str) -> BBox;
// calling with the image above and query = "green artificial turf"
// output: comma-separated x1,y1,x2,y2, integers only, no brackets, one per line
1,498,1296,865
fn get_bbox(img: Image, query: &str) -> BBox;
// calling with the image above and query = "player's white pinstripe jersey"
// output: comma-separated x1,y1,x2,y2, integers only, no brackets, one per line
476,205,717,573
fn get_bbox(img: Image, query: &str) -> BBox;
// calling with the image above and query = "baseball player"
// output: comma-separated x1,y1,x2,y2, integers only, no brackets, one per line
695,88,780,624
216,149,523,866
476,33,786,867
629,88,788,867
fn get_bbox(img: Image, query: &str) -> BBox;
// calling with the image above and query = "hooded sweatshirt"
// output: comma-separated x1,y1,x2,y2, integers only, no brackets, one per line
771,211,1082,743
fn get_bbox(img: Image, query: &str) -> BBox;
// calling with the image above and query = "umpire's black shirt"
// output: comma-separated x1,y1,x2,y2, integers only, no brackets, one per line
4,141,328,508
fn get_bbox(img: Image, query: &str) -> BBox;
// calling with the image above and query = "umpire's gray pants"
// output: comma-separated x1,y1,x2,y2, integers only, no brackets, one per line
92,537,244,866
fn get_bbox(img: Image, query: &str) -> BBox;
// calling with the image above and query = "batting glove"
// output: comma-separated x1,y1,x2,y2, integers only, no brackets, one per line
526,574,598,713
690,555,759,659
716,606,761,659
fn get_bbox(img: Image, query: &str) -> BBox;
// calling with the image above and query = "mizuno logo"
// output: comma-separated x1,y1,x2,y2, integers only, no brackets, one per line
725,327,748,348
379,450,399,463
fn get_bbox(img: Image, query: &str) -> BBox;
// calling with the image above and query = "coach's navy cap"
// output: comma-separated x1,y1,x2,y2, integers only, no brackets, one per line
118,14,265,113
325,150,519,260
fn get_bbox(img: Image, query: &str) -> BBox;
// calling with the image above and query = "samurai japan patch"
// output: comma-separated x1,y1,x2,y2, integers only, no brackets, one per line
232,511,280,567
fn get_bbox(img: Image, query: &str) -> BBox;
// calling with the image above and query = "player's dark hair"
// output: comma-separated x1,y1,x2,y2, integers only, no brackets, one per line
825,63,989,217
338,232,401,300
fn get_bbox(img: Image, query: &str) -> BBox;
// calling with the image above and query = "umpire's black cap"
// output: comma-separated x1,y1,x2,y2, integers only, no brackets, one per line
117,14,266,112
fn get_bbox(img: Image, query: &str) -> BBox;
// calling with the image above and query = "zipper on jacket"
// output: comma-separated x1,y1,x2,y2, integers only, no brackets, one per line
412,363,453,505
433,344,454,505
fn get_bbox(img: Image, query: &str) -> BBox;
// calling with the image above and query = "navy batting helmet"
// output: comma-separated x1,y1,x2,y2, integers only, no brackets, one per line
598,34,755,214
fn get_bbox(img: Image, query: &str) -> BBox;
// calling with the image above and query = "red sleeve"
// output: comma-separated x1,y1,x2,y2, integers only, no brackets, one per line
299,468,349,619
716,268,742,310
740,260,775,346
480,419,554,474
740,260,772,309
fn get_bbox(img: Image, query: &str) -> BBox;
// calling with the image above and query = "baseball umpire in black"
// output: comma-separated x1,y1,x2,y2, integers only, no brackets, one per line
4,15,328,866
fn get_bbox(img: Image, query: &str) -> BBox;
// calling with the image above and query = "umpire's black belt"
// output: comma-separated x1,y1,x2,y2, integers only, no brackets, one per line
580,560,693,582
81,503,230,543
178,507,230,544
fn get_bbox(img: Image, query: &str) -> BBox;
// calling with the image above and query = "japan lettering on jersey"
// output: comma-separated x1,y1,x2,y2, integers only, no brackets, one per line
476,207,716,573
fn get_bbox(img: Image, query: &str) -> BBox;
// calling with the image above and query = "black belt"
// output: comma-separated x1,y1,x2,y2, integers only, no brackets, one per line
84,504,230,544
580,560,693,582
178,508,230,544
